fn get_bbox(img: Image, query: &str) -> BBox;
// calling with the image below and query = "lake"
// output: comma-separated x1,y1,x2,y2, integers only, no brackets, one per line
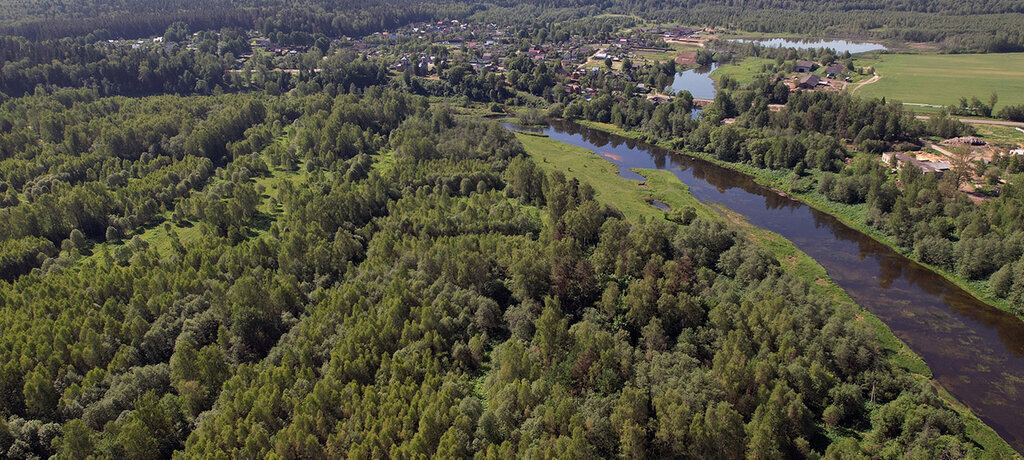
729,38,887,54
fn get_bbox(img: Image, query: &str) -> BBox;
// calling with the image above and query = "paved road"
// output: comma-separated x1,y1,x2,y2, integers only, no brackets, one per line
915,115,1024,128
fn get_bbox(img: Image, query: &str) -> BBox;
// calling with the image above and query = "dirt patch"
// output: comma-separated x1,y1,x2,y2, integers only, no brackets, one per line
908,42,941,52
674,50,697,67
815,278,829,286
638,182,649,189
785,256,799,266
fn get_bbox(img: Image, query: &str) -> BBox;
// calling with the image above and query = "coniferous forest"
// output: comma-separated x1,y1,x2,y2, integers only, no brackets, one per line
2,0,1024,458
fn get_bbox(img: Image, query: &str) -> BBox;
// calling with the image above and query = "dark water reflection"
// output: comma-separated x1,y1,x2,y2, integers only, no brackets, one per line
666,63,718,99
517,120,1024,452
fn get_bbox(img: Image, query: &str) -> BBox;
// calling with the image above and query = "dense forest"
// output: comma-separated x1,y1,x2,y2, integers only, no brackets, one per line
0,87,988,458
1,0,1023,52
1,0,1022,456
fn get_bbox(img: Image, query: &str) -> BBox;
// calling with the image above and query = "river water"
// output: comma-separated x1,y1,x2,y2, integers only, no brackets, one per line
525,119,1024,452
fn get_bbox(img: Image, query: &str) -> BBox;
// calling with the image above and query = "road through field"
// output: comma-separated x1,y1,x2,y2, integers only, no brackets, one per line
914,115,1024,128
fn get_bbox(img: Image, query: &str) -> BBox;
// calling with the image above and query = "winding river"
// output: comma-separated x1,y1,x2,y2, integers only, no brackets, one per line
525,120,1024,452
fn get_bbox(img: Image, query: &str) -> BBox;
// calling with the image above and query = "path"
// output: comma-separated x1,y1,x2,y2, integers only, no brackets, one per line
849,73,879,94
915,115,1024,128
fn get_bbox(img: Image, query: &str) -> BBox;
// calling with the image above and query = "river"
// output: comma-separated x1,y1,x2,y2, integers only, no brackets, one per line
524,119,1024,452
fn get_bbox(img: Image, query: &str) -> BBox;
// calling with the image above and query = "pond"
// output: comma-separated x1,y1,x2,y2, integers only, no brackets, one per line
649,200,670,211
666,63,718,99
729,38,887,54
513,119,1024,453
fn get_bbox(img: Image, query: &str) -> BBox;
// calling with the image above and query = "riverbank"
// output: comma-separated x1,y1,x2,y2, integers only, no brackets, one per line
514,129,1019,456
573,119,1024,323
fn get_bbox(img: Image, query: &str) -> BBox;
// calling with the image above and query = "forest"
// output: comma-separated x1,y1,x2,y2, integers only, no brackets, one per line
1,0,1023,457
0,86,994,458
1,0,1023,52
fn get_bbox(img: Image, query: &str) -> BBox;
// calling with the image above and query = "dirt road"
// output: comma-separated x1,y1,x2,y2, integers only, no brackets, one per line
914,115,1024,128
849,73,879,94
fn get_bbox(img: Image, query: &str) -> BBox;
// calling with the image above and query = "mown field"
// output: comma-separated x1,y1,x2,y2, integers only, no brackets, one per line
856,53,1024,109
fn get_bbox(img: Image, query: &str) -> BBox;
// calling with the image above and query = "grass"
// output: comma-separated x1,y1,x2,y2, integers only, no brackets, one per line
710,57,777,85
855,53,1024,109
517,126,1017,456
634,42,702,64
513,133,666,220
974,124,1024,148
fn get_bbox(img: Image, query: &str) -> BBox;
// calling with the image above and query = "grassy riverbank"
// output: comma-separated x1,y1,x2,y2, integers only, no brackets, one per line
515,130,1018,456
573,119,1023,322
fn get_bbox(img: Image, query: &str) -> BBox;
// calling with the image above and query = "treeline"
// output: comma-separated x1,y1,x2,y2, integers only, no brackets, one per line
559,77,964,172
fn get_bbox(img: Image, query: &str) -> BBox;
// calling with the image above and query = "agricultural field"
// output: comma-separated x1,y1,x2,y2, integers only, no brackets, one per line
855,53,1024,109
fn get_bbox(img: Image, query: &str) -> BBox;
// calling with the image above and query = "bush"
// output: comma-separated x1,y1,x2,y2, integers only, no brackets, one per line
914,235,954,269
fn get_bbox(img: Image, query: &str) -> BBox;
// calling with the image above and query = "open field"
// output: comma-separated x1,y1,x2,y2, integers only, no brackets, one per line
856,53,1024,109
709,57,775,84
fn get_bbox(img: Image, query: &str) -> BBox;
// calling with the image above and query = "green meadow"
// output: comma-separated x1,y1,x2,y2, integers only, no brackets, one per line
856,53,1024,109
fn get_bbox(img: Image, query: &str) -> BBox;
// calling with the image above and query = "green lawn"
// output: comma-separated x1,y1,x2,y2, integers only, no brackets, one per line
710,57,777,85
856,53,1024,109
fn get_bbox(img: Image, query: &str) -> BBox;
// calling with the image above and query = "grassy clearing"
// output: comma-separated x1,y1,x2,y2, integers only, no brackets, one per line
635,42,702,64
517,127,1016,455
710,57,777,85
974,124,1024,148
856,53,1024,109
515,133,666,220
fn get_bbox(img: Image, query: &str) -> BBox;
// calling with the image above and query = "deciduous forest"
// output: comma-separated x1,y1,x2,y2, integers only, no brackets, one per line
2,0,1023,457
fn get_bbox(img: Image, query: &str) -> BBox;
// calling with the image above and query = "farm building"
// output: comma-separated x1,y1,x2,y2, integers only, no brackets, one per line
795,60,815,72
797,74,821,89
886,153,951,177
825,62,846,77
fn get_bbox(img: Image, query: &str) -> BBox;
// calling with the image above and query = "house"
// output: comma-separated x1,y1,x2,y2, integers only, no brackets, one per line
795,60,815,72
797,74,821,89
825,62,846,78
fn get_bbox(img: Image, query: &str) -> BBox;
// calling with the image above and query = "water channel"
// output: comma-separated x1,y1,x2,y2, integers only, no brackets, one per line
520,119,1024,452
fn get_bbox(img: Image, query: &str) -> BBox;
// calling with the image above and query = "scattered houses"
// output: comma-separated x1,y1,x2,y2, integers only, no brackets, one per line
795,60,815,72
